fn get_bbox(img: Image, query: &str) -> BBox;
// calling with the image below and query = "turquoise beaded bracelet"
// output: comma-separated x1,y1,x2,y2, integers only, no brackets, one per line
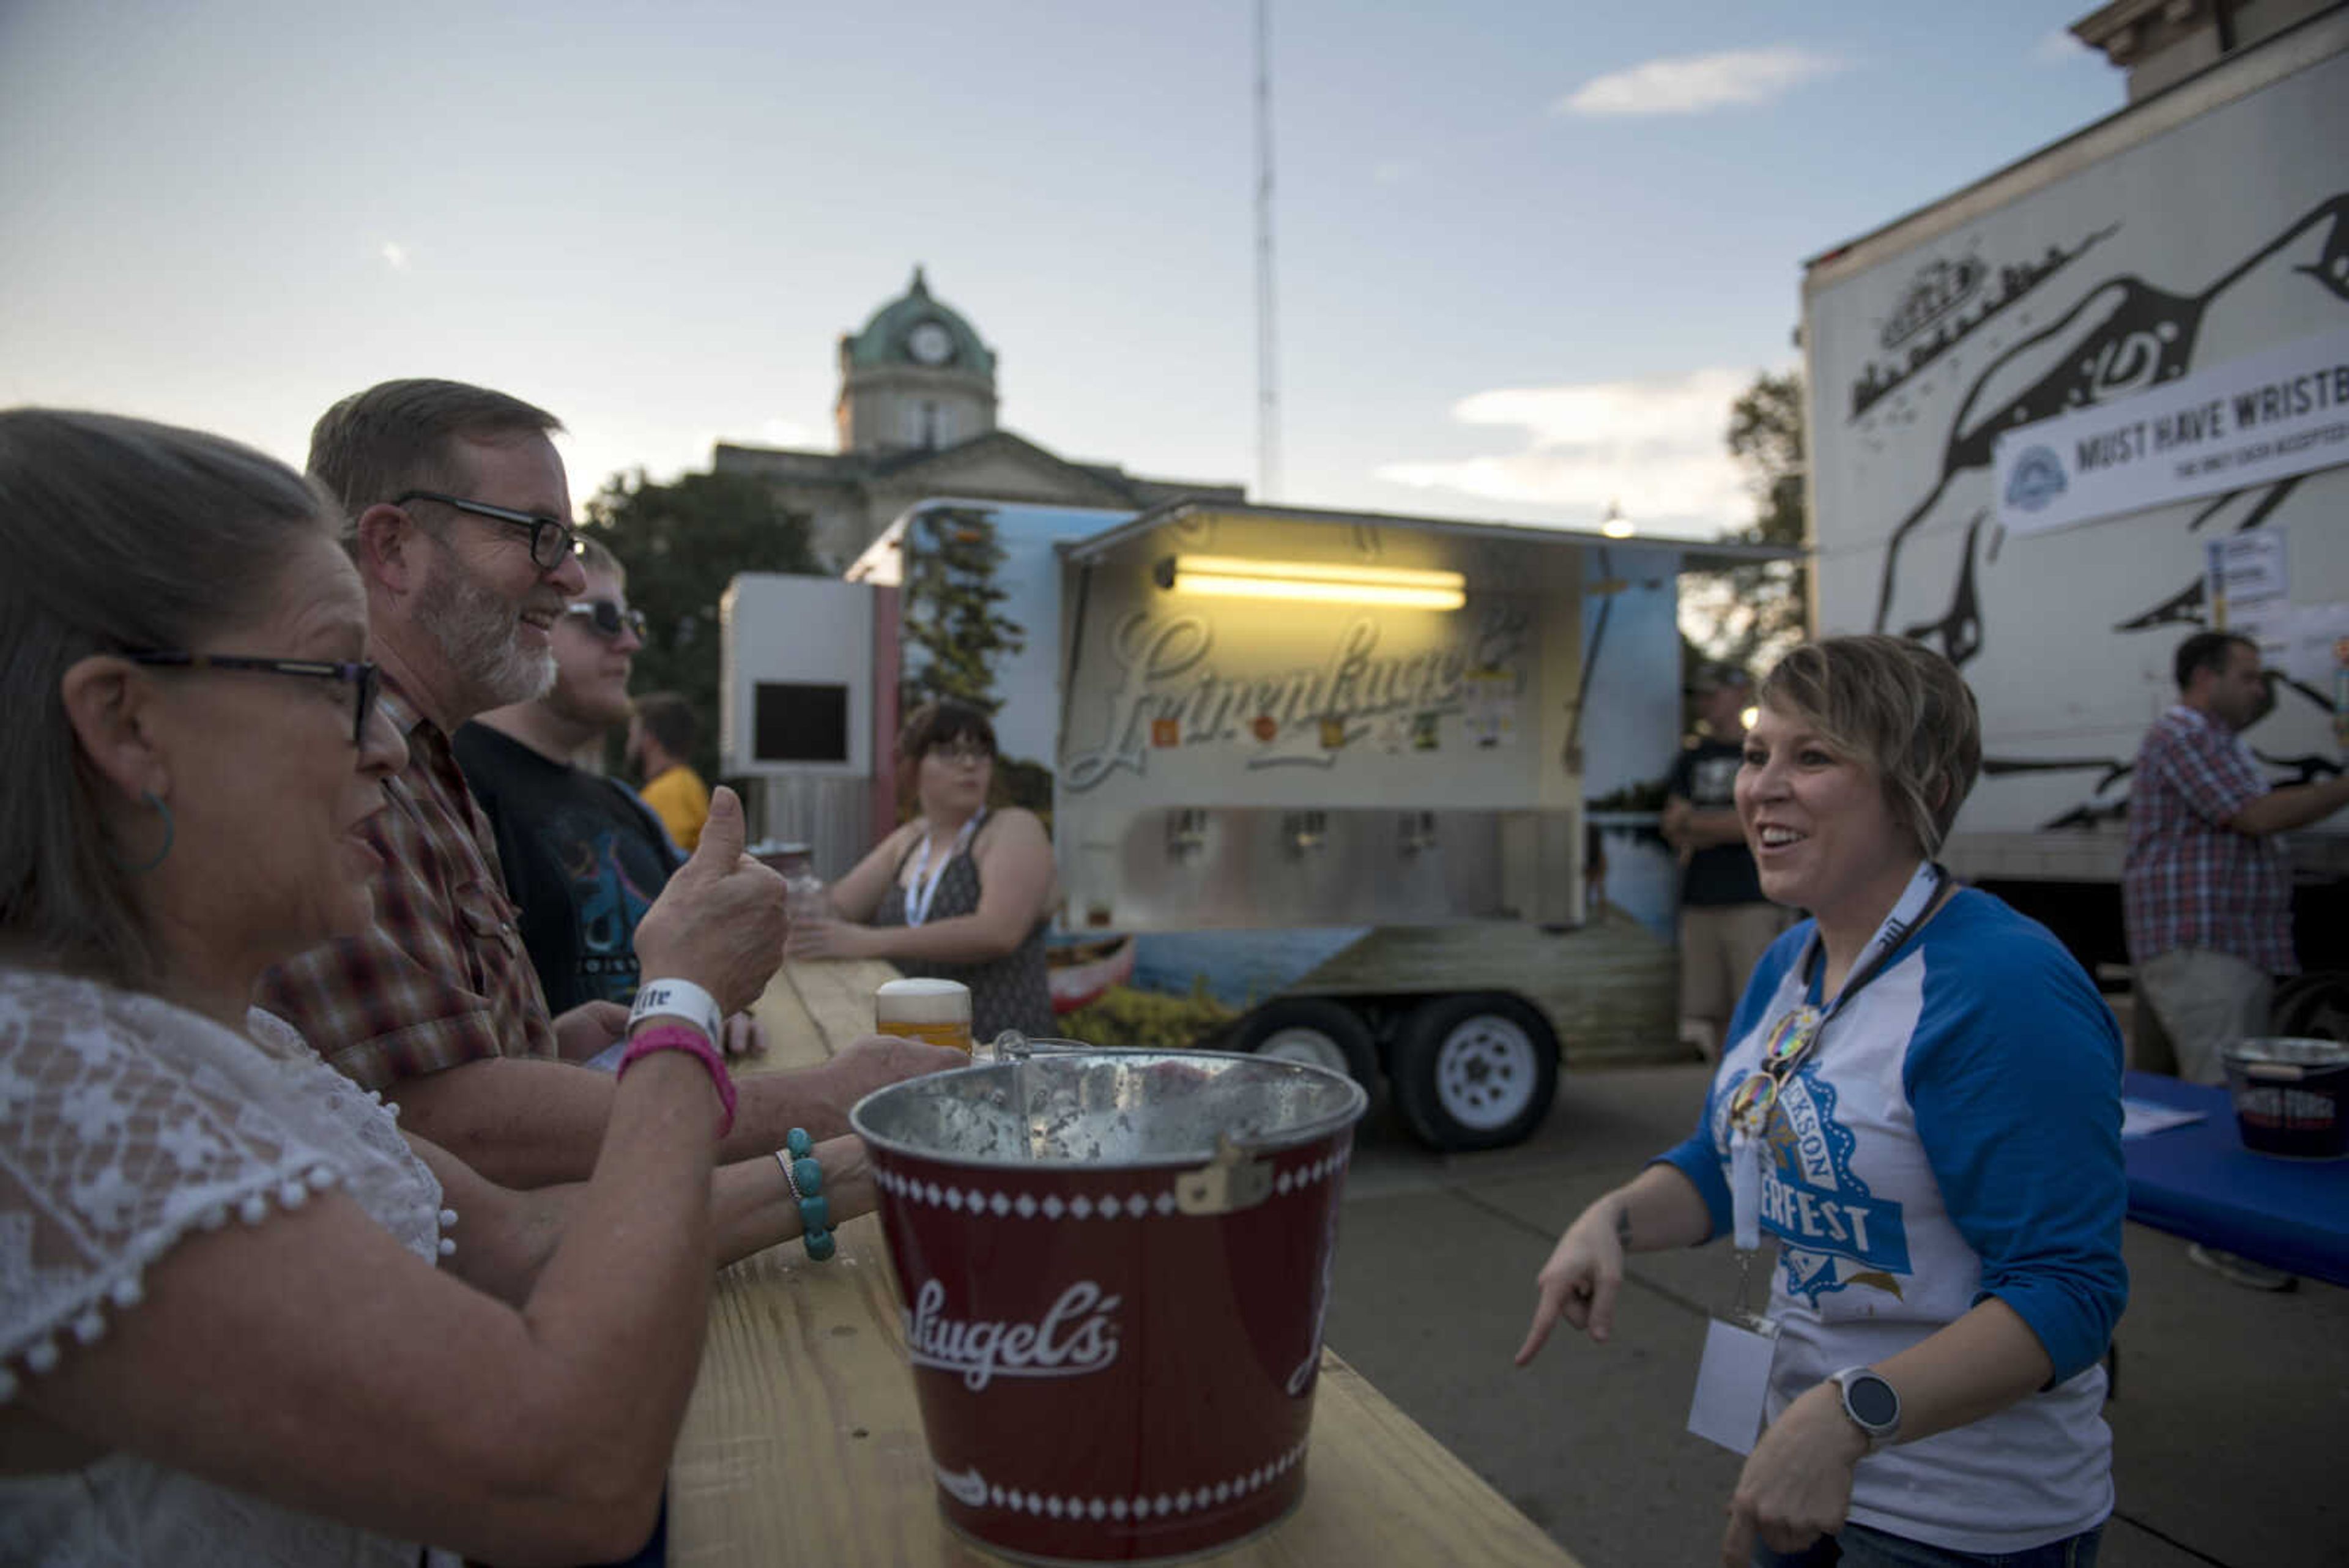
777,1128,836,1262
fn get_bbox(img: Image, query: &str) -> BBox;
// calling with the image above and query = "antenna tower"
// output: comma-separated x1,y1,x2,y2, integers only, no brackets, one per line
1255,0,1280,502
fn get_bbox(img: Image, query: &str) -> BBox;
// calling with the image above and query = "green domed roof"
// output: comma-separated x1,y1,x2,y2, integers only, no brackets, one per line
844,266,996,377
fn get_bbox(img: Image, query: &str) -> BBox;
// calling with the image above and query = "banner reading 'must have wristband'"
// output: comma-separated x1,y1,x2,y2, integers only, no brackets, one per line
1993,325,2349,537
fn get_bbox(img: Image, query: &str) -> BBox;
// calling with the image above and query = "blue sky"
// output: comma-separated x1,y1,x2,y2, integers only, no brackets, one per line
0,1,2121,540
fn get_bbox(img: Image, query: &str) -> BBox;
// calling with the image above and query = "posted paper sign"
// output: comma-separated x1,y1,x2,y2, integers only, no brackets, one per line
1994,327,2349,537
2205,530,2288,611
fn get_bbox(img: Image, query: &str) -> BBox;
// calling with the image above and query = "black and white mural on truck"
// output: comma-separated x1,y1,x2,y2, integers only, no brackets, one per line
1811,132,2349,838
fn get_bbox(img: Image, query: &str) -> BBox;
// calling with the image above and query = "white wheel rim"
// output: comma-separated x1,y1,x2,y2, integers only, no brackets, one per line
1257,1027,1353,1076
1433,1015,1538,1131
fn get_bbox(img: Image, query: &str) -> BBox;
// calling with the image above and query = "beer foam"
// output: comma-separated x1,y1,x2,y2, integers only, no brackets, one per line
875,976,971,1023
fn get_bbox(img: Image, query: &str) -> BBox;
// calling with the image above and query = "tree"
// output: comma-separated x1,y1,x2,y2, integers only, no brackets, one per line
577,469,822,784
899,504,1025,718
1680,369,1809,688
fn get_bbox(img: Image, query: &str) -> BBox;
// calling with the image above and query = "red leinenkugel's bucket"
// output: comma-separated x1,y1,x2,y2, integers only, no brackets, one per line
850,1047,1369,1565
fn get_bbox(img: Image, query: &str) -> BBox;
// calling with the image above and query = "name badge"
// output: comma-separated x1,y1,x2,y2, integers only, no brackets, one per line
1687,1314,1778,1455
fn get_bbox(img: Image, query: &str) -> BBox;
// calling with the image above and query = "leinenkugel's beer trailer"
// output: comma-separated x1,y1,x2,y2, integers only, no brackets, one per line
1800,4,2349,1039
722,497,1790,1150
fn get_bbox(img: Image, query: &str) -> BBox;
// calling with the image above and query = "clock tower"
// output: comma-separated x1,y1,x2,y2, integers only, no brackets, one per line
835,266,998,454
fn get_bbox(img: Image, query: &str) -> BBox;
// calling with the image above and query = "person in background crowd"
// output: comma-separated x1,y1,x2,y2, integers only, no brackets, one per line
1518,634,2127,1568
789,699,1058,1045
2122,628,2349,1291
456,537,765,1058
0,408,874,1562
1664,663,1789,1062
253,379,964,1188
629,690,711,853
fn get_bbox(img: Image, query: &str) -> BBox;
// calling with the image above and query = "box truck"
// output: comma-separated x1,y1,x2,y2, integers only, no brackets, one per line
1800,6,2349,1027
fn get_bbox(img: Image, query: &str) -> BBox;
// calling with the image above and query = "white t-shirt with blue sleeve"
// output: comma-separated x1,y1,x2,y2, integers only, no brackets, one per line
1657,888,2128,1554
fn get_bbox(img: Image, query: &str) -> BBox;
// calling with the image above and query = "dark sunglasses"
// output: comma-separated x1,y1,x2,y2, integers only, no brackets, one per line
395,489,581,571
563,599,648,641
123,652,381,746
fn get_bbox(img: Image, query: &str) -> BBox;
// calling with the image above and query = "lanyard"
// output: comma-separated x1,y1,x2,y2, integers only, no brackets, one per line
1727,861,1946,1273
905,811,983,927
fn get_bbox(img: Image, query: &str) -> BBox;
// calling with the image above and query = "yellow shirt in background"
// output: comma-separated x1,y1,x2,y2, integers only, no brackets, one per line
640,764,711,853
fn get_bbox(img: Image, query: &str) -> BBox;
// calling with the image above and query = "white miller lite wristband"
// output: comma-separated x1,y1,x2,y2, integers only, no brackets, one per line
629,978,722,1047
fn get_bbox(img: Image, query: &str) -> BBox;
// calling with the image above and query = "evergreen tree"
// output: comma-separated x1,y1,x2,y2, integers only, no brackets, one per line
899,504,1025,718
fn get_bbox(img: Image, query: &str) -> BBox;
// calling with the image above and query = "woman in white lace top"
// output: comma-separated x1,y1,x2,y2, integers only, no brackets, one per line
0,410,868,1564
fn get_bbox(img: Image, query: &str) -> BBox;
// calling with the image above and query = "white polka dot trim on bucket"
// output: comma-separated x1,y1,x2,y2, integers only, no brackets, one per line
875,1151,1349,1217
937,1438,1309,1519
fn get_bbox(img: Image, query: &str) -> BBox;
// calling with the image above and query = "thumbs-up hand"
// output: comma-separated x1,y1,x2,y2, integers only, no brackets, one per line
631,787,788,1018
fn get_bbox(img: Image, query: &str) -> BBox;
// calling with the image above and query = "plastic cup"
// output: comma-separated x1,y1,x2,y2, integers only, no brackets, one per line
876,977,974,1056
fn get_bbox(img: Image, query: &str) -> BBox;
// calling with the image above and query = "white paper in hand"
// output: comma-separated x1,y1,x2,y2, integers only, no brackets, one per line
1688,1317,1778,1455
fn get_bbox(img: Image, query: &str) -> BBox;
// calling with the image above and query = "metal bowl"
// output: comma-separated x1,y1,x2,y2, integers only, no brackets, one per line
853,1047,1367,1169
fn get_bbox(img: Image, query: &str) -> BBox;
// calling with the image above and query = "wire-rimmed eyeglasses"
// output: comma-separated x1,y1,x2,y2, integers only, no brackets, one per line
122,652,381,746
395,489,582,571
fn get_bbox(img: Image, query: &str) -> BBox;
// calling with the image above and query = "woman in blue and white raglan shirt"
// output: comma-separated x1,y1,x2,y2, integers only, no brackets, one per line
1517,636,2127,1568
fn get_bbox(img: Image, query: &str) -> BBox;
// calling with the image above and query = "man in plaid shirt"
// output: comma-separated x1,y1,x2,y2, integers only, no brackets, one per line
257,380,966,1187
2123,629,2349,1091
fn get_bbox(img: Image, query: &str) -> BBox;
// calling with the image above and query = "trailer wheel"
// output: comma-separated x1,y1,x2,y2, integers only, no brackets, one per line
1392,993,1558,1151
1237,998,1376,1085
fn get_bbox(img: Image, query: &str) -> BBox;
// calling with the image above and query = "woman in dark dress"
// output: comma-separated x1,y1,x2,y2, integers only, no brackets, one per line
788,700,1058,1044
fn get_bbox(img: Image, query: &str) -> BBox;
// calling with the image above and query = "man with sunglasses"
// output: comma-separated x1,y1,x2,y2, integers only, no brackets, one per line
256,379,966,1189
453,538,754,1055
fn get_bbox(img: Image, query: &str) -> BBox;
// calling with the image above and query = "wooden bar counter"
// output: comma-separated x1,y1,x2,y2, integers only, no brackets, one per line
669,956,1580,1568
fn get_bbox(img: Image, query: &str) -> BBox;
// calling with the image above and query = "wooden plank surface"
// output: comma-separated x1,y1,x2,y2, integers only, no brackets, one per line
669,957,1581,1567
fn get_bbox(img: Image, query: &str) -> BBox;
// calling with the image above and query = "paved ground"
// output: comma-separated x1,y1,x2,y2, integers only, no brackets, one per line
1319,1063,2349,1568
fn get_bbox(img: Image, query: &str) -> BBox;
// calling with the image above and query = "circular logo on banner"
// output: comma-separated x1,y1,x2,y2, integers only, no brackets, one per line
2004,446,2068,513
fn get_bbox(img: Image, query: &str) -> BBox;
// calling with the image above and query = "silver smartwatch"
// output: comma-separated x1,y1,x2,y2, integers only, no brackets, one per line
1830,1366,1901,1453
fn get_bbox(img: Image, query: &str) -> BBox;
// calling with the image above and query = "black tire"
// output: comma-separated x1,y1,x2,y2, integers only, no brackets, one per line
1236,997,1377,1085
1390,992,1559,1151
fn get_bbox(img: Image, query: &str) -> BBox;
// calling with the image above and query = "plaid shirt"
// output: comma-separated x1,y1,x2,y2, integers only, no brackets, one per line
256,673,558,1091
2122,704,2296,975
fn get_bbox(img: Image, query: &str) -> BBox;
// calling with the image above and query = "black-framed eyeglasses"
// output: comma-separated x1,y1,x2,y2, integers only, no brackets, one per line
123,652,380,746
563,599,648,641
395,489,582,571
927,740,992,765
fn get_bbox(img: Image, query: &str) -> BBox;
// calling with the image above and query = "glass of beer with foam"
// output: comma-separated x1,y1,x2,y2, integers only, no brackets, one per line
874,977,973,1056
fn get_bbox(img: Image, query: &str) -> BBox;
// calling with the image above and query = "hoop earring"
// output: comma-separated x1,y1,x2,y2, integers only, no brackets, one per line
116,790,175,875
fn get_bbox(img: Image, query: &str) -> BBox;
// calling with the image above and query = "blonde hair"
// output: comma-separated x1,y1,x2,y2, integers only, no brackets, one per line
1756,634,1981,856
0,409,338,984
576,533,626,581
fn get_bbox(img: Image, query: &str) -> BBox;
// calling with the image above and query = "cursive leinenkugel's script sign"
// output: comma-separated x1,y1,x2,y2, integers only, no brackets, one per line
1063,609,1528,792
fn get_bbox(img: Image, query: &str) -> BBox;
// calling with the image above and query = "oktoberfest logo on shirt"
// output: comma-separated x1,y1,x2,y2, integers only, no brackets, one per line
1713,1067,1914,1305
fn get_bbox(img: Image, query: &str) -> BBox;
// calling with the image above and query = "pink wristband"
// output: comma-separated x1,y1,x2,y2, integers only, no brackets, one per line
617,1023,737,1137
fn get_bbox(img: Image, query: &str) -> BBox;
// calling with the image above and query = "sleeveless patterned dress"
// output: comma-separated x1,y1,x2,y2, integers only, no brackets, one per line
873,813,1055,1045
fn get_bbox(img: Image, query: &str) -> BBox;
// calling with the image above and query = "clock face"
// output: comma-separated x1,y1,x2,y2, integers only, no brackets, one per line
908,321,954,366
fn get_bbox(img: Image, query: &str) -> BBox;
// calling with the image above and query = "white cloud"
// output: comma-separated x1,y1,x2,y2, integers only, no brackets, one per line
1375,367,1762,531
2031,28,2092,65
379,241,410,271
1557,47,1843,117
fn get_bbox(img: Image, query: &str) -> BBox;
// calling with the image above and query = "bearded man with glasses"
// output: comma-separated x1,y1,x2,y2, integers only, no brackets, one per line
256,379,967,1190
